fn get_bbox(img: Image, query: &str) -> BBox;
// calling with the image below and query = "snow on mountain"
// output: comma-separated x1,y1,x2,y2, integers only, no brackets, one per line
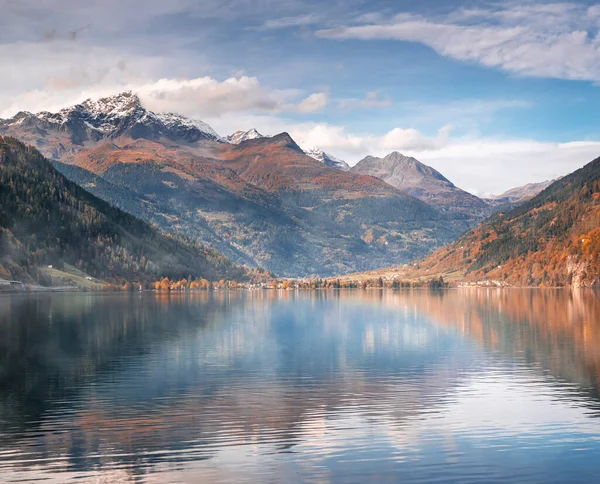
0,91,222,144
155,112,221,140
304,148,350,171
226,128,264,144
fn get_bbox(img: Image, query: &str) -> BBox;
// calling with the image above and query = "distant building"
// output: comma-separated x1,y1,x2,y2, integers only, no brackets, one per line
0,280,25,291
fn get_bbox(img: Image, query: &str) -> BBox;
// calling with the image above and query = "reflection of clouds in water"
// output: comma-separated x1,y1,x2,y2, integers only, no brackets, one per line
439,374,599,436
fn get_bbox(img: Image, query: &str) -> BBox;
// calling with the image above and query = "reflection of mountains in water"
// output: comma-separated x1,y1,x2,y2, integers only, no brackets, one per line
380,288,600,397
0,295,229,434
1,290,600,478
0,293,465,468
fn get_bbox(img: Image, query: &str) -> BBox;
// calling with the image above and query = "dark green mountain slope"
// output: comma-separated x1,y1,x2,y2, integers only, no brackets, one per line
0,137,250,284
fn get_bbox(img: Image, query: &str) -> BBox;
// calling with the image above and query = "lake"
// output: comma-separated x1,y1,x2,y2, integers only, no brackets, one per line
1,289,600,483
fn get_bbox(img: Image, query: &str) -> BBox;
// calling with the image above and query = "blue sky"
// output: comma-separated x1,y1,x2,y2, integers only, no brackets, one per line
3,0,600,194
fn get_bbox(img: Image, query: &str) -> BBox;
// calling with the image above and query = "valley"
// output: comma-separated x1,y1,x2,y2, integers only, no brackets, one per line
0,92,579,286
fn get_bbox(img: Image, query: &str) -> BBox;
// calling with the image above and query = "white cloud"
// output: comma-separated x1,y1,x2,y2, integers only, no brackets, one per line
381,125,451,151
138,76,311,117
297,92,329,113
250,14,321,31
290,123,368,152
286,123,452,155
317,2,600,82
0,75,328,118
416,138,600,197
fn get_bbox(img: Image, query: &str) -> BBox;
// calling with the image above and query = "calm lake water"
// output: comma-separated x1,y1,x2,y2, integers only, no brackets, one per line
1,289,600,483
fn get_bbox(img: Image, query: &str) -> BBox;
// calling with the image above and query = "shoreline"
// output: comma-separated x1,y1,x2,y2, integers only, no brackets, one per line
2,285,598,296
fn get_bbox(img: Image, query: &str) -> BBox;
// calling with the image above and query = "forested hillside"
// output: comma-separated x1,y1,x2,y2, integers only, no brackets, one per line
413,155,600,286
0,137,250,285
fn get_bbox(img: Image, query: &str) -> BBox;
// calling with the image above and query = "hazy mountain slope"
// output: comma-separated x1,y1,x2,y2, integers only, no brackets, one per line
351,152,491,218
488,179,556,204
0,137,249,284
411,156,600,287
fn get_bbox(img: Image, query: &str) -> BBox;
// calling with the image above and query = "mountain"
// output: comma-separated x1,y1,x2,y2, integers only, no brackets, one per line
350,152,491,218
0,91,221,161
409,156,600,287
226,132,351,172
66,131,472,276
488,179,556,204
0,92,474,277
304,148,350,171
0,136,250,285
226,128,264,144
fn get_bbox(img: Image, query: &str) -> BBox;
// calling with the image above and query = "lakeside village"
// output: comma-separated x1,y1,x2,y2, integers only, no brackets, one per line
1,275,451,293
112,275,451,292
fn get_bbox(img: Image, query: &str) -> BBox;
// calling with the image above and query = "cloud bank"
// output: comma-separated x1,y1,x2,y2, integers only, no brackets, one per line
0,76,328,118
318,2,600,82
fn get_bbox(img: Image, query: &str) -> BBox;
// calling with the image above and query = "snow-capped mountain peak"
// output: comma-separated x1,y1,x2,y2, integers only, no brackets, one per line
226,128,264,144
304,148,350,171
0,91,222,144
79,90,141,116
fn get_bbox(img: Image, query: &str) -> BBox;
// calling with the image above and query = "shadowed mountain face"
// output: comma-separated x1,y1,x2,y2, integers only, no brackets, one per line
351,152,492,218
410,155,600,287
0,137,250,284
0,93,475,277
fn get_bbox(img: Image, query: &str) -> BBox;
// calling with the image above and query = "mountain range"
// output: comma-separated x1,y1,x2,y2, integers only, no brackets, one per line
1,92,220,162
0,91,554,279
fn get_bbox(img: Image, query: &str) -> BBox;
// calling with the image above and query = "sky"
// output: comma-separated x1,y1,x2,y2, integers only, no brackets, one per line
3,0,600,195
